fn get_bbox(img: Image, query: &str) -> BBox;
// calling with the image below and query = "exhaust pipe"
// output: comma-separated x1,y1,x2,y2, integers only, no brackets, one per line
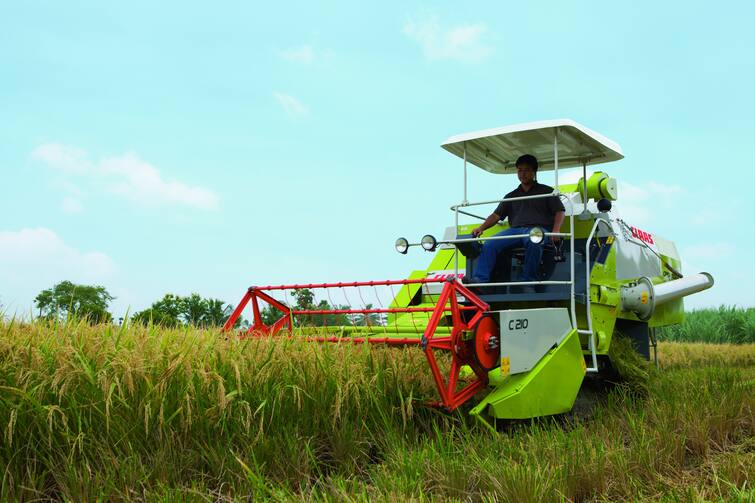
620,272,714,320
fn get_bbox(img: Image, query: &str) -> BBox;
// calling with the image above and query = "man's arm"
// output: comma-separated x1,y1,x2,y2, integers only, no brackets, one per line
551,211,566,242
472,213,502,237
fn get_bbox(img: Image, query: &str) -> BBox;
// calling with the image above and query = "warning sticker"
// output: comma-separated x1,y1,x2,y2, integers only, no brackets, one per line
501,357,510,375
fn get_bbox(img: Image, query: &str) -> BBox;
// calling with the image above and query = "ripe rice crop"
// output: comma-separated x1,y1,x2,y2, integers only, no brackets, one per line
0,318,752,501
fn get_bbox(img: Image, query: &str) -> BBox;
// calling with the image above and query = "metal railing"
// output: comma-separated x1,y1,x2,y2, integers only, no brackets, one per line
580,217,615,372
449,191,613,373
222,276,493,412
450,191,579,332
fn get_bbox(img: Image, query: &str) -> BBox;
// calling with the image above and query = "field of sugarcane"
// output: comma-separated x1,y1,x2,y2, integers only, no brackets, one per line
656,306,755,344
0,308,753,501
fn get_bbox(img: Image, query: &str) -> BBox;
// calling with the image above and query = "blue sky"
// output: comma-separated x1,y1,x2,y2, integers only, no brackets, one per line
1,1,754,317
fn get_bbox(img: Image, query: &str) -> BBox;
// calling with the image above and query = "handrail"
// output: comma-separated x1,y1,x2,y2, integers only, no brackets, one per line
567,195,576,329
462,280,572,287
453,192,578,329
582,217,615,372
445,232,569,245
451,190,563,210
450,197,614,370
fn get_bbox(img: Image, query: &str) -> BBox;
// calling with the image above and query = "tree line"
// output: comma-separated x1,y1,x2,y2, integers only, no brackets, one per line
33,281,385,328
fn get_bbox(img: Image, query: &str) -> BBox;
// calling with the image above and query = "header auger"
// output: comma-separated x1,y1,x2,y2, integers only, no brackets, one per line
224,119,714,422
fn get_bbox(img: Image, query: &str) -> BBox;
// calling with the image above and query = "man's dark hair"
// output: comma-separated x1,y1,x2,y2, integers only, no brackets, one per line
515,154,539,172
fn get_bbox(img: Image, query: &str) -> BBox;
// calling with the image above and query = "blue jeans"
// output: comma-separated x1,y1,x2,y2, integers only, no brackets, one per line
472,227,546,283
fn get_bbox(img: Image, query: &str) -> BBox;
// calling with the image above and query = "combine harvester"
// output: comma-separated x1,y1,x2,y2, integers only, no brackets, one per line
224,119,713,424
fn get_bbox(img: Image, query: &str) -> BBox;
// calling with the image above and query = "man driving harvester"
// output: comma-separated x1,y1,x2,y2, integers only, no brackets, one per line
468,154,566,287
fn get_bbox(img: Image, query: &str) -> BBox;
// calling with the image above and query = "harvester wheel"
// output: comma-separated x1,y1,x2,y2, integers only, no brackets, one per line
474,315,500,371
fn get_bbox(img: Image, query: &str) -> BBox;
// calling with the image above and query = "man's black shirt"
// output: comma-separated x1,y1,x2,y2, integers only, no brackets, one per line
493,182,565,229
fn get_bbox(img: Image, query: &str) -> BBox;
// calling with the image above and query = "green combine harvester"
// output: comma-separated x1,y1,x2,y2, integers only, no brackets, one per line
224,119,714,423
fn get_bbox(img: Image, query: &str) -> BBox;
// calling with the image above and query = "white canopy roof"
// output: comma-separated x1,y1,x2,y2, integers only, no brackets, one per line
441,119,623,174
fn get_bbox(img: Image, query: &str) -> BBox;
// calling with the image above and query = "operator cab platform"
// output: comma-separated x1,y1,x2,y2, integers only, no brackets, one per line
455,234,611,304
441,119,623,304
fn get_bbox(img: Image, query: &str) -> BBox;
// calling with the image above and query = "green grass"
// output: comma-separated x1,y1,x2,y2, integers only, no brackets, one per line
657,306,755,344
0,317,752,501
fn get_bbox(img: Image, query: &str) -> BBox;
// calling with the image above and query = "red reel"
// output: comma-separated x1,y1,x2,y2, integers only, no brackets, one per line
474,316,500,371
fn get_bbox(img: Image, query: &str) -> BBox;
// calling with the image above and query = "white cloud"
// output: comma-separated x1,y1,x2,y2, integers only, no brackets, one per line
614,180,683,226
678,242,737,305
645,181,682,196
280,44,315,64
54,179,84,197
690,198,742,226
32,144,219,211
279,44,334,65
61,197,84,214
100,153,219,210
0,228,115,278
31,143,92,174
403,15,492,63
682,242,735,261
273,92,309,119
0,228,116,315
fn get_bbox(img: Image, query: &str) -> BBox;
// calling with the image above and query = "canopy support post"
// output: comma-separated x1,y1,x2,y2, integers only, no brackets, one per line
553,129,559,188
463,141,468,205
455,140,467,278
582,160,588,214
454,205,459,276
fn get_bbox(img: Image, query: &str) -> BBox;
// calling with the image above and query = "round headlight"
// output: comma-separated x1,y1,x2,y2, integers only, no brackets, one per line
528,227,545,244
395,237,409,254
420,234,437,252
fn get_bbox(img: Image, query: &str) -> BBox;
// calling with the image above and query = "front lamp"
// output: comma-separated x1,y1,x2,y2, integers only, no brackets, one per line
420,234,438,252
528,227,545,244
395,237,409,254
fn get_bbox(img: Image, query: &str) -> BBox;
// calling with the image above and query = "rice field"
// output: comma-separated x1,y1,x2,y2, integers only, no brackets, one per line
0,315,752,501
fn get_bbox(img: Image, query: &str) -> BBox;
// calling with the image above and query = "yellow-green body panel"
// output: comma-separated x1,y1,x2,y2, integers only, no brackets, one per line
470,329,585,419
381,172,693,419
